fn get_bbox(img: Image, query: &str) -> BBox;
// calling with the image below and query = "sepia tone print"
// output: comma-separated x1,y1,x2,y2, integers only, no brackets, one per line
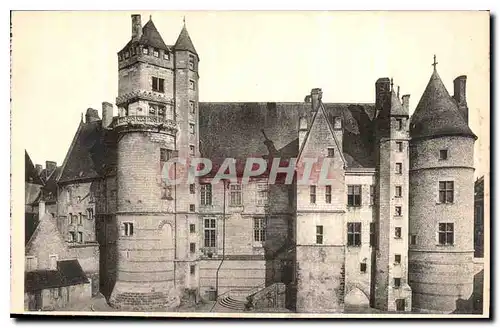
13,11,489,317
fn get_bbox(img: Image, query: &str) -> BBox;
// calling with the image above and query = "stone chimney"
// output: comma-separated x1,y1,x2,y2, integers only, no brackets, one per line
46,161,57,177
85,108,100,123
375,77,391,114
310,88,322,112
102,102,114,128
453,75,468,123
401,94,410,114
38,200,46,219
35,164,43,175
299,116,308,149
131,14,143,42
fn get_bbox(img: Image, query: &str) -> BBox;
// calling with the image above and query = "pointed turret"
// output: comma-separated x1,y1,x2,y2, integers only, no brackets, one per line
173,24,198,57
410,66,476,140
140,17,169,50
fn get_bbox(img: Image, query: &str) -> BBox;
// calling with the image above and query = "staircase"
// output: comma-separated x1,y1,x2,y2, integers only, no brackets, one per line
218,295,246,311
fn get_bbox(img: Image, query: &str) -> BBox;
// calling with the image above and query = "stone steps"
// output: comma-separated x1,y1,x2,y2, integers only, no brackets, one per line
218,296,246,311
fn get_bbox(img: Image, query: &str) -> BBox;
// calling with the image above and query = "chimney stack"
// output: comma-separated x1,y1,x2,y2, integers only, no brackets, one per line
35,164,43,175
310,88,322,112
375,77,391,114
38,200,46,219
453,75,468,123
102,102,114,128
85,108,100,123
131,14,143,42
401,94,410,114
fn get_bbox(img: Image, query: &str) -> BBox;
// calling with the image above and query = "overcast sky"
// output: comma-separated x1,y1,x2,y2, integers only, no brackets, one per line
12,11,489,178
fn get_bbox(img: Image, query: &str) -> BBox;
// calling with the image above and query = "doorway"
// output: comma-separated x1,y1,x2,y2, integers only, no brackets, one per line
396,298,406,311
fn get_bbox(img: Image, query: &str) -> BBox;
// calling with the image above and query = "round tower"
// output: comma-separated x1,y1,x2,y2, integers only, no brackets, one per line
109,14,180,310
408,63,477,313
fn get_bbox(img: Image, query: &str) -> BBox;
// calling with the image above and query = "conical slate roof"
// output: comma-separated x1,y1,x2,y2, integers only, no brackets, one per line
390,90,407,116
139,19,169,50
410,69,476,140
174,25,198,55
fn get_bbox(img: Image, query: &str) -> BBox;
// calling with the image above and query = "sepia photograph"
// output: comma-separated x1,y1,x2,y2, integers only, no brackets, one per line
10,10,490,318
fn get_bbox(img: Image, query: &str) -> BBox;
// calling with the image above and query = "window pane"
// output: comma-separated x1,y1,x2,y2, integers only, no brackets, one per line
446,191,454,203
446,232,454,245
354,234,361,246
439,181,445,190
439,232,446,245
446,181,454,190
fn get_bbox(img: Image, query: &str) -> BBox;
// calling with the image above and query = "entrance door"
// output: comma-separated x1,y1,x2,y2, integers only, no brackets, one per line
396,298,406,311
28,291,42,310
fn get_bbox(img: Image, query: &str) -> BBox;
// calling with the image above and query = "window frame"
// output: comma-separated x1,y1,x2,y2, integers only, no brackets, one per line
325,185,332,204
123,222,134,236
200,183,212,206
396,141,403,152
438,222,454,245
395,185,403,198
189,224,196,233
189,123,195,135
438,181,454,204
394,278,401,288
327,148,335,158
189,79,196,91
394,254,401,264
316,225,324,245
189,242,196,254
256,183,268,207
310,185,317,204
395,162,403,174
253,217,267,243
152,77,165,93
347,222,362,247
203,218,217,248
439,149,449,160
347,185,362,207
229,184,242,206
394,227,402,239
395,206,402,217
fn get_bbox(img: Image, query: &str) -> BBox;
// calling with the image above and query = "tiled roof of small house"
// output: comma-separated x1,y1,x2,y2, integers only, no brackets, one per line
410,68,476,140
58,118,117,184
198,102,376,169
24,260,88,292
173,25,198,55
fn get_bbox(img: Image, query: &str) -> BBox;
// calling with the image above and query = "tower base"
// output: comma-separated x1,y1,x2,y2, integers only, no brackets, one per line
109,281,180,311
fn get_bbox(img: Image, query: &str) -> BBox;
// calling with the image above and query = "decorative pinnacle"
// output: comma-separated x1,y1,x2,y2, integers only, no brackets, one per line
390,78,394,91
432,54,438,70
397,86,400,98
183,16,186,26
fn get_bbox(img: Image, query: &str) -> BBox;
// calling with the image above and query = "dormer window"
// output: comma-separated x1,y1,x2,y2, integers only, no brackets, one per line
153,48,159,57
142,47,149,55
439,149,448,160
189,80,196,91
396,118,404,130
124,51,130,59
163,51,170,60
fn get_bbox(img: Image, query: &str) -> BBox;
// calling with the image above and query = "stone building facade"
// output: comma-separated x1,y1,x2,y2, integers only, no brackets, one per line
32,14,480,313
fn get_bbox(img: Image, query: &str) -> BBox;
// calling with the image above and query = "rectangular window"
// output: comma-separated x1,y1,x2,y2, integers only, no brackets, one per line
395,162,403,174
190,145,195,156
190,242,196,254
316,225,324,245
360,262,367,273
396,299,406,311
189,80,196,91
256,184,268,206
325,186,332,204
395,206,402,216
26,256,36,271
190,184,195,194
152,77,165,93
87,208,94,220
142,47,149,55
410,234,417,245
200,184,212,206
347,185,362,207
189,224,196,233
327,148,335,157
396,141,403,152
310,185,316,204
189,55,196,70
160,148,173,162
49,255,58,270
440,149,448,160
395,254,401,264
438,223,454,245
439,181,454,203
396,118,403,130
254,218,267,243
78,213,83,225
230,184,242,206
347,222,362,246
163,51,170,60
189,123,195,135
190,265,196,275
189,204,195,212
69,231,76,242
149,103,166,118
204,218,216,248
189,101,196,114
370,185,375,205
394,278,401,288
52,288,59,298
123,222,134,236
78,232,83,243
69,213,75,225
395,227,402,239
395,185,402,198
153,48,159,57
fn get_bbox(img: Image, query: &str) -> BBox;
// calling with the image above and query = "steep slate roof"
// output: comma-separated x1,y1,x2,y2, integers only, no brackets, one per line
140,19,169,50
41,166,61,203
410,69,476,140
25,260,88,292
199,102,376,170
390,90,407,116
25,151,43,185
173,25,198,55
58,120,117,184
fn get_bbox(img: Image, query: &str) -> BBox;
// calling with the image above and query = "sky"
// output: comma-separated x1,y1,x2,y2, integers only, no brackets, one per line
11,11,490,178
